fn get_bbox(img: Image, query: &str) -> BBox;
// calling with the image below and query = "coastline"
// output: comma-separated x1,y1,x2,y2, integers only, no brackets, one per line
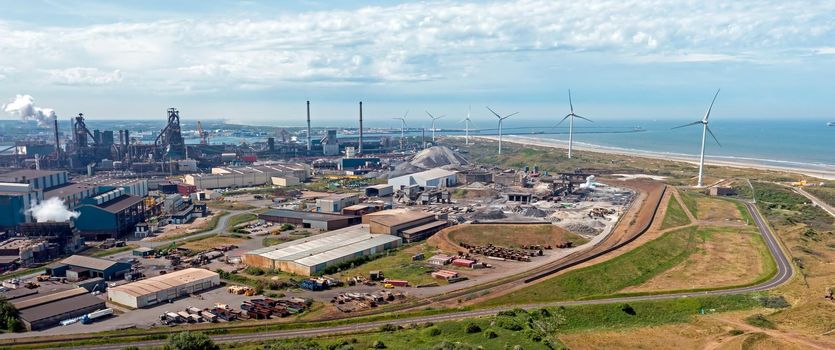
472,135,835,181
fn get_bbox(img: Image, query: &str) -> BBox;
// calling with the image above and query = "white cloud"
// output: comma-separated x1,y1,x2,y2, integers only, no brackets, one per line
0,0,833,92
45,67,123,86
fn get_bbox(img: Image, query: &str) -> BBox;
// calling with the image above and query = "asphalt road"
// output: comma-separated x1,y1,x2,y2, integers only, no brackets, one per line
55,200,793,350
795,187,835,218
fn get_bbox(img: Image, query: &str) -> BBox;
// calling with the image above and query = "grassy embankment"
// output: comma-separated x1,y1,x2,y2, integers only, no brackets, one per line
446,224,588,248
332,244,443,286
246,294,765,350
147,210,228,242
804,185,835,207
83,244,139,258
224,212,258,231
660,195,690,230
206,201,255,211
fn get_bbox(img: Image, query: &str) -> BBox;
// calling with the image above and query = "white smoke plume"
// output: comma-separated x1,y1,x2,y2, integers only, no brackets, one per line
28,197,80,222
3,94,57,126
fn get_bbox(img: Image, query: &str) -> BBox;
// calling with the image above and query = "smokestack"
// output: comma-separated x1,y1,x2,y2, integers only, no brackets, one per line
306,101,312,152
422,128,426,149
359,101,363,155
53,118,60,158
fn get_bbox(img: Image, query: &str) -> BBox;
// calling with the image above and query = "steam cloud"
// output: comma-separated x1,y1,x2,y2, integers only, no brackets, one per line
3,94,57,126
28,197,80,222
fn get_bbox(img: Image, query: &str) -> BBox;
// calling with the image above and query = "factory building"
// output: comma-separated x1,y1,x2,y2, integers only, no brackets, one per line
0,169,69,191
259,209,360,231
456,170,493,185
364,184,393,197
339,157,381,170
322,130,340,156
49,255,132,281
0,182,42,228
14,287,106,331
73,188,146,239
243,225,402,276
108,268,220,308
388,168,458,189
315,193,359,213
184,163,309,189
43,182,99,209
270,176,300,187
364,208,448,242
77,176,149,197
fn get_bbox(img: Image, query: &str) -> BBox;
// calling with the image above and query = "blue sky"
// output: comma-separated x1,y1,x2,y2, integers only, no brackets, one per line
1,0,834,127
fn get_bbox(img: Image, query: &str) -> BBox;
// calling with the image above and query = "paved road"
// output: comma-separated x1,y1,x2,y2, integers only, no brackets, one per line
46,200,793,350
795,187,835,219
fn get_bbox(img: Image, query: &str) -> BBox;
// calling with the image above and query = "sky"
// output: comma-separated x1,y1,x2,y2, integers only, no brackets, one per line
1,0,834,127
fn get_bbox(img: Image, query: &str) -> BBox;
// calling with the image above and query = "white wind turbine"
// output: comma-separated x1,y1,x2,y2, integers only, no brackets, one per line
460,105,476,145
486,106,518,155
672,89,721,187
426,111,445,142
556,89,593,159
392,110,408,150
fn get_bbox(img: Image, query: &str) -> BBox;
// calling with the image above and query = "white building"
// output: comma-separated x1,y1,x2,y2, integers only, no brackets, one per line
107,268,220,308
243,225,402,276
315,193,359,213
184,163,309,189
388,168,458,189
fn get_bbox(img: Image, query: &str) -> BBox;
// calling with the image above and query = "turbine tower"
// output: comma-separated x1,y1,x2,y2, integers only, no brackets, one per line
426,111,444,142
393,111,408,150
486,106,518,155
672,89,722,187
460,105,475,145
556,89,593,159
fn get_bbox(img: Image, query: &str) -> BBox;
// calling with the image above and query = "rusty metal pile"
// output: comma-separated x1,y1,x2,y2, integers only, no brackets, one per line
331,290,406,313
460,242,533,262
588,207,616,218
240,297,309,319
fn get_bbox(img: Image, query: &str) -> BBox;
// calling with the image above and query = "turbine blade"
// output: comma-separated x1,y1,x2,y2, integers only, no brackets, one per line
426,111,434,119
671,121,702,129
573,114,593,123
556,115,570,126
568,89,574,114
486,106,502,119
505,112,519,118
703,89,720,122
403,110,409,118
706,126,721,147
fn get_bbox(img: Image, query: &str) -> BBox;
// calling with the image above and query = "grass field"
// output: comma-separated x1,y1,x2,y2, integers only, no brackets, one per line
206,201,255,211
180,235,247,252
480,226,701,306
147,211,228,242
805,186,835,207
694,194,745,223
249,294,763,350
661,195,690,230
225,213,258,231
446,224,588,248
332,244,445,286
679,190,700,219
621,227,774,293
83,244,139,258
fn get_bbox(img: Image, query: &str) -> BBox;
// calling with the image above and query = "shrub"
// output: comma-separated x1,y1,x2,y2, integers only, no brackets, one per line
620,303,636,315
729,329,744,336
495,317,524,331
465,322,482,333
372,340,387,349
379,324,398,332
744,314,776,329
164,331,219,350
484,329,498,339
280,223,295,231
425,327,442,336
757,295,791,309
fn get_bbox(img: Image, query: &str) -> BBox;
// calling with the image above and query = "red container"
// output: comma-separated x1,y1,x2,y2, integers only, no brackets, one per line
177,183,197,195
242,155,257,162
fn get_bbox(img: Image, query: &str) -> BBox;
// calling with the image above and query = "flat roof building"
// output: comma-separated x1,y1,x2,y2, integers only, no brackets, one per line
73,188,146,240
243,225,402,276
52,255,132,281
184,163,309,190
364,184,393,197
259,209,360,231
388,168,457,189
108,268,220,308
315,193,359,213
364,209,448,242
14,287,105,331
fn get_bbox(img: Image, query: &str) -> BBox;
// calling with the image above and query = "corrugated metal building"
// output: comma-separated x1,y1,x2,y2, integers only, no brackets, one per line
243,225,402,276
315,193,359,213
108,268,220,308
52,255,132,281
184,163,309,190
364,209,448,242
258,209,360,231
14,287,105,331
73,188,146,239
387,168,458,189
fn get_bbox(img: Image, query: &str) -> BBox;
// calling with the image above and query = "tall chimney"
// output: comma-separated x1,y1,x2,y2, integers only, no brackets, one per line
422,128,426,149
53,118,60,158
306,101,312,152
358,101,364,155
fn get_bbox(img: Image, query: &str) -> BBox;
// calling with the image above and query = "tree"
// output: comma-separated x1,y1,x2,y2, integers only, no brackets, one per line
165,331,219,350
0,298,20,332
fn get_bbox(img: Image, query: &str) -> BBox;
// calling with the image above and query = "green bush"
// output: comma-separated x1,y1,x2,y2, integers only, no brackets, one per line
464,322,481,333
744,314,776,329
484,329,498,339
372,340,387,349
379,324,398,332
164,331,219,350
425,327,442,336
757,295,791,309
495,316,524,331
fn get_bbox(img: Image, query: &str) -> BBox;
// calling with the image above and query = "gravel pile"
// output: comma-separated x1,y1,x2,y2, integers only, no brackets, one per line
562,223,600,235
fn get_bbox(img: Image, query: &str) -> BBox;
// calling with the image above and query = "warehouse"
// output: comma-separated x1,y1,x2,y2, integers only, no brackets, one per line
364,209,448,242
0,169,69,191
388,168,458,189
108,268,220,308
364,184,393,197
14,287,105,331
73,188,146,239
0,182,42,228
184,163,309,189
258,209,360,231
51,255,132,281
243,225,402,276
315,193,359,213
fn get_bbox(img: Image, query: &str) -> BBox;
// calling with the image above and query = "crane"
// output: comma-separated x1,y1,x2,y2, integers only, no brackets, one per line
197,121,208,145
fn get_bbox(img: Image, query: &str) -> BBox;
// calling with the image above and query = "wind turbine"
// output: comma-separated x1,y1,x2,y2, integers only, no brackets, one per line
392,111,408,150
460,105,475,145
556,89,593,159
426,111,445,142
486,106,518,155
672,89,721,188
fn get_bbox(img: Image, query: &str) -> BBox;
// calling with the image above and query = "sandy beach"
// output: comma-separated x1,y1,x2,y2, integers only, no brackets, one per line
472,135,835,181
